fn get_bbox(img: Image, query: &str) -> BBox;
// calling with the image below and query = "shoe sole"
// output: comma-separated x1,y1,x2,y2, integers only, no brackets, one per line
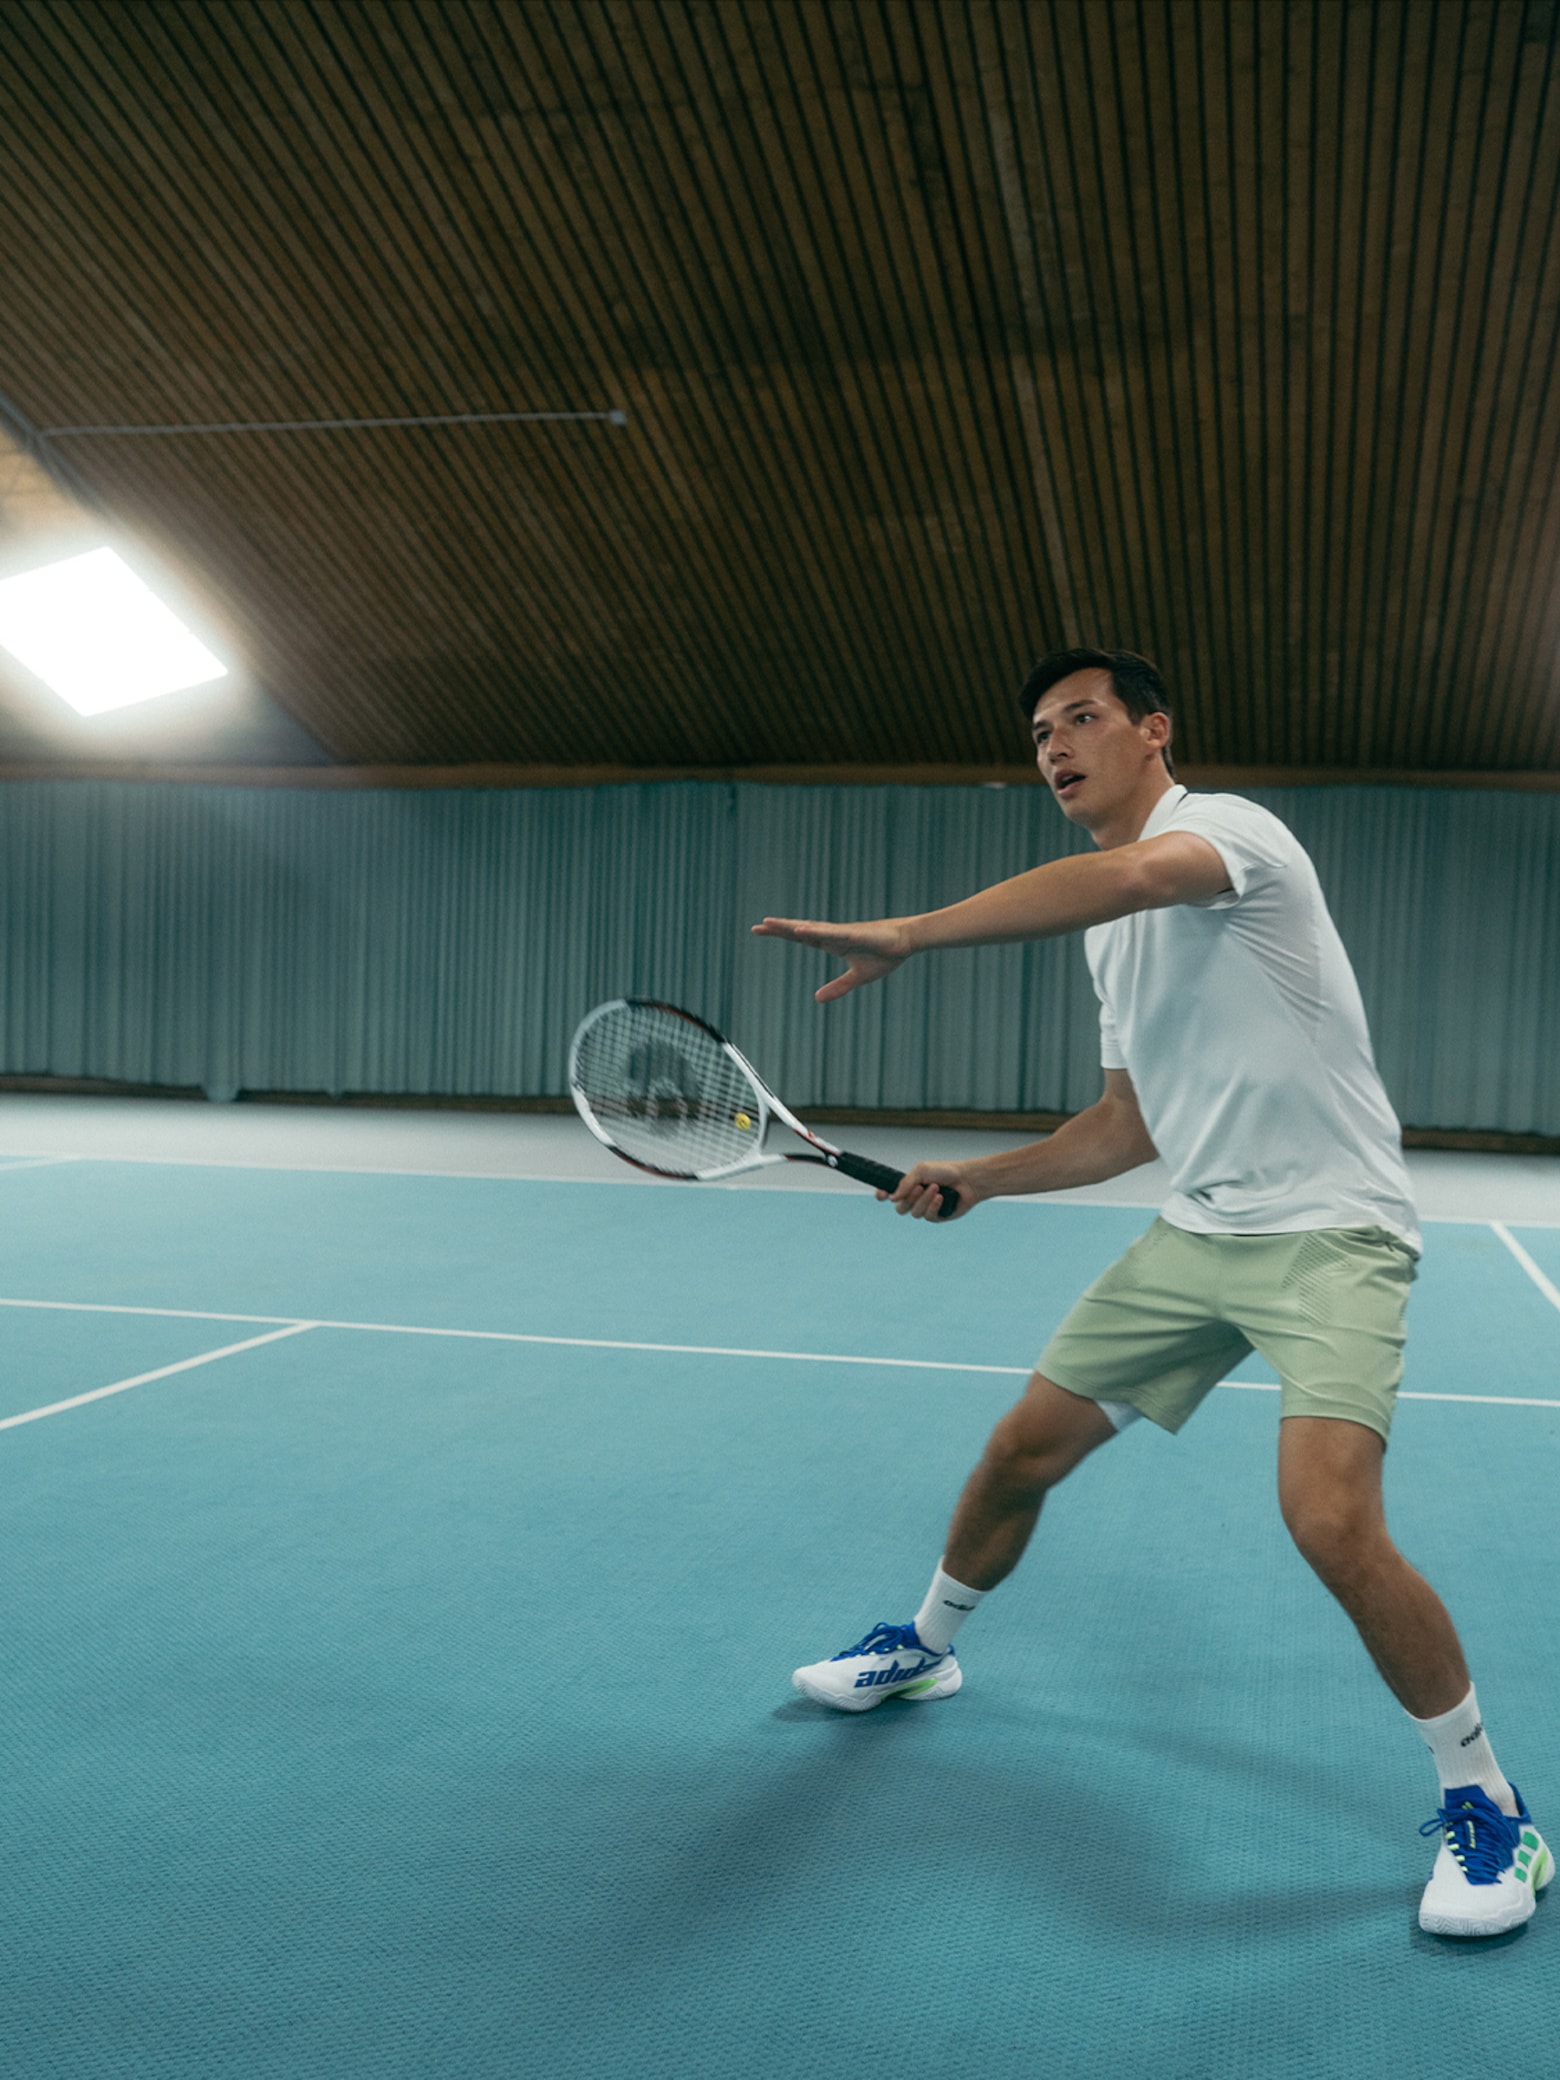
791,1665,963,1712
1419,1848,1552,1938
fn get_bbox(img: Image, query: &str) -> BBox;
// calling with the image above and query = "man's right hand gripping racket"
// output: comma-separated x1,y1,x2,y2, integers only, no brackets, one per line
568,1000,960,1218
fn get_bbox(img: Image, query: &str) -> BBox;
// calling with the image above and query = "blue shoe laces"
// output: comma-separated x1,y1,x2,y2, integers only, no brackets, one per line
1419,1786,1522,1885
831,1621,935,1662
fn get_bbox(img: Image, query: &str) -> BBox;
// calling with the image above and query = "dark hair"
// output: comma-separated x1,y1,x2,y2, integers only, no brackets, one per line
1018,646,1175,775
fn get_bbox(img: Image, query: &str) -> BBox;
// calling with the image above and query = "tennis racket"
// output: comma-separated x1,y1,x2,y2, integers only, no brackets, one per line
568,999,960,1218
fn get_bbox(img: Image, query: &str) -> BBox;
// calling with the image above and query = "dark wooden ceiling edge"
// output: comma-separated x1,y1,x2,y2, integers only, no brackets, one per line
0,761,1557,791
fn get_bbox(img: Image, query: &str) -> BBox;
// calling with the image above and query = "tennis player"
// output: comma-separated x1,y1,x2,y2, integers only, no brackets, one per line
754,647,1548,1939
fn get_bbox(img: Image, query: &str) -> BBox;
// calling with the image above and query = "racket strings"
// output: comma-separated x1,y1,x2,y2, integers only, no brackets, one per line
571,1003,762,1177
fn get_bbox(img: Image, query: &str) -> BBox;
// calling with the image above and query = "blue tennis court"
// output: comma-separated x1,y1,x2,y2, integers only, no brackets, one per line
4,1153,1556,2080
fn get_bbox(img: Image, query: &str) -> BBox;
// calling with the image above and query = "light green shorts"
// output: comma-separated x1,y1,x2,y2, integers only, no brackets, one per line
1038,1218,1418,1444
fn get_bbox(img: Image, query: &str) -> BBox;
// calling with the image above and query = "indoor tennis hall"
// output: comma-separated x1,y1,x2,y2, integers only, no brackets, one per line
1,5,1557,2078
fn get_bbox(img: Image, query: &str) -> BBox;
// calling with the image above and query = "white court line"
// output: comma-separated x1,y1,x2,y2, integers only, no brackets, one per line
0,1298,1026,1377
0,1321,318,1432
0,1295,1554,1408
0,1296,299,1327
1219,1379,1560,1409
0,1154,81,1175
306,1320,1027,1373
1491,1220,1560,1316
0,1147,570,1184
0,1148,697,1188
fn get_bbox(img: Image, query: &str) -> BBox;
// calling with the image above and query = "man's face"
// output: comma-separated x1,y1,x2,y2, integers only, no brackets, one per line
1030,669,1167,826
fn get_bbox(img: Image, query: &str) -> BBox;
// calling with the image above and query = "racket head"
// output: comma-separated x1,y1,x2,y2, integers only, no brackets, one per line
568,999,772,1181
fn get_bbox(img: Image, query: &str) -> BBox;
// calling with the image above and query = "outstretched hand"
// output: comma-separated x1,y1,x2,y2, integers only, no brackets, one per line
751,916,912,1002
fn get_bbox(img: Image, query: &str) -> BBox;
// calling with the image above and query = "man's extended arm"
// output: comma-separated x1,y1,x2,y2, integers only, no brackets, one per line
888,1071,1157,1221
752,832,1231,1001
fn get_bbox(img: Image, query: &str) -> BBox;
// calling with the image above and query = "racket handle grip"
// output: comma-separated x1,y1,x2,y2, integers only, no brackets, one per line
831,1151,960,1221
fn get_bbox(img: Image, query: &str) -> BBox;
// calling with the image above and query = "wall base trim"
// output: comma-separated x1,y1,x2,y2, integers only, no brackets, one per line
0,1078,1553,1155
0,763,1557,792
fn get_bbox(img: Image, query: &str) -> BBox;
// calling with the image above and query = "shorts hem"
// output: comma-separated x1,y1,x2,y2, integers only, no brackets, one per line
1277,1398,1394,1445
1036,1360,1188,1436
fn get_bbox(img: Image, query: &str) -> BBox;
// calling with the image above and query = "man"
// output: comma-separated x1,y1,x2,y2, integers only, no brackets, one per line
753,647,1548,1939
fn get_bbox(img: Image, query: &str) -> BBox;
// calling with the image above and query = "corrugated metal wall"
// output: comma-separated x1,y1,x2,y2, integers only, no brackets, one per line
0,779,1553,1133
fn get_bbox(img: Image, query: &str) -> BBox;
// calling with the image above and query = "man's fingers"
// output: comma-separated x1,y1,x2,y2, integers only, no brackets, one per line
883,1169,964,1221
815,970,864,1003
753,916,834,946
754,916,911,1014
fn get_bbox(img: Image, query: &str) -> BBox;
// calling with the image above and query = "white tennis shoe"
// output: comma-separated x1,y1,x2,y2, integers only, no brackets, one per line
792,1621,961,1712
1418,1783,1553,1937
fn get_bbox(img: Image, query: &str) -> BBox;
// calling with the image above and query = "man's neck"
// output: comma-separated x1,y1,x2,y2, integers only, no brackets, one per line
1089,768,1178,850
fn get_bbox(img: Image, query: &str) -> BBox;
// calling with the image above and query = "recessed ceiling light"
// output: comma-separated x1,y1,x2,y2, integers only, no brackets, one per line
0,546,228,716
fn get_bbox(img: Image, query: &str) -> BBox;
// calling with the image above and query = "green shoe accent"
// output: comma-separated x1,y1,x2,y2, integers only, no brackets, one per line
896,1677,939,1696
1523,1832,1538,1850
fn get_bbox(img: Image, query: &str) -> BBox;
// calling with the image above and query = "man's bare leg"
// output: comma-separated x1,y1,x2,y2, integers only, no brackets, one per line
1276,1415,1468,1718
790,1373,1117,1709
1275,1413,1550,1945
941,1372,1117,1591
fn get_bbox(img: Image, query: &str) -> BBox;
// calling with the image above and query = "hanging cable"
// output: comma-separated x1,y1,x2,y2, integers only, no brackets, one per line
40,408,629,438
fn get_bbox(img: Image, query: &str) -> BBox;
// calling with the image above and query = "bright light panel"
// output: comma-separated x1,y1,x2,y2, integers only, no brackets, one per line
0,547,228,715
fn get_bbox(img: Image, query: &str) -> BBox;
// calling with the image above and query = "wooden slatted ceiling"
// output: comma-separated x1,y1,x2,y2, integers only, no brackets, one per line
0,0,1557,773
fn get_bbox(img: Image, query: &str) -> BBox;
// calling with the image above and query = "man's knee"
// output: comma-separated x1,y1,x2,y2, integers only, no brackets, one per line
1282,1492,1388,1590
982,1376,1114,1494
1278,1414,1391,1589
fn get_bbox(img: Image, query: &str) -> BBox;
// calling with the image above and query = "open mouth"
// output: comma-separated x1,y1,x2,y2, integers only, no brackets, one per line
1054,770,1085,799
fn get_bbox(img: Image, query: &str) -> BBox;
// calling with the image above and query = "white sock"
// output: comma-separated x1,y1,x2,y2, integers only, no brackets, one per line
1409,1685,1518,1816
913,1561,985,1654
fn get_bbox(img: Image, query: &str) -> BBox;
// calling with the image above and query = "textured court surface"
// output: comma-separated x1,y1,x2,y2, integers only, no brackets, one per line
2,1154,1557,2079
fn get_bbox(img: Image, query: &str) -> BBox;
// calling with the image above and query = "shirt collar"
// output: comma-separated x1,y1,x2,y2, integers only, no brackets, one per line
1137,782,1188,841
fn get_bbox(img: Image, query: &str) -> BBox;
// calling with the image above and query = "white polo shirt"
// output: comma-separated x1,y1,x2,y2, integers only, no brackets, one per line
1084,785,1420,1251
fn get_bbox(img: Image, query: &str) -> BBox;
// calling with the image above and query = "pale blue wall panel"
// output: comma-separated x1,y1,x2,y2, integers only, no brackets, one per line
0,779,1553,1133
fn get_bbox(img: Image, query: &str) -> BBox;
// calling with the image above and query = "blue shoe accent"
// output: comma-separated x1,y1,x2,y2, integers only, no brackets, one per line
793,1620,961,1710
1418,1783,1530,1885
830,1621,932,1662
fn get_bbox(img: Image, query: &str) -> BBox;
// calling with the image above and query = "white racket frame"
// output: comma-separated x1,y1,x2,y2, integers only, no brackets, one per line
568,998,854,1182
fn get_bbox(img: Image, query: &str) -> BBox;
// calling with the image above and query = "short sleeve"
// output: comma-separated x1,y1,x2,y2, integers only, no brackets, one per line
1164,794,1289,911
1097,990,1126,1070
